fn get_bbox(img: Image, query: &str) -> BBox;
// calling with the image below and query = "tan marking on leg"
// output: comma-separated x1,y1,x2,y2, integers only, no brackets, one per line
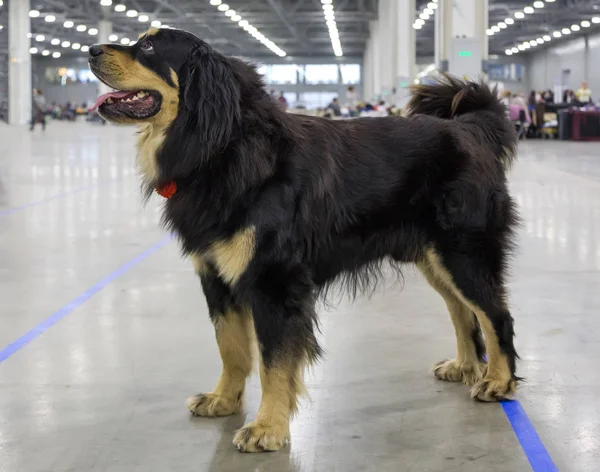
210,227,256,285
418,261,486,386
188,307,255,417
233,354,306,453
424,249,516,401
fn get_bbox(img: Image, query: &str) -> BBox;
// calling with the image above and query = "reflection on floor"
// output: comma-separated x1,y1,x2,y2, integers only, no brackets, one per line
0,123,599,471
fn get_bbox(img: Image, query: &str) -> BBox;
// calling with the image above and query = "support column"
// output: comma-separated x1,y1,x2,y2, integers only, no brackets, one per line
8,0,32,125
363,31,373,103
378,0,394,103
97,20,112,96
371,19,382,102
435,0,488,79
393,0,416,108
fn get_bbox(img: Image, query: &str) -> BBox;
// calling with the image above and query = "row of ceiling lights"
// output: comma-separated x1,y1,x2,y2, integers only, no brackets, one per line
321,0,343,56
109,1,162,28
486,0,554,37
506,16,600,55
27,1,164,58
413,0,438,30
208,0,286,57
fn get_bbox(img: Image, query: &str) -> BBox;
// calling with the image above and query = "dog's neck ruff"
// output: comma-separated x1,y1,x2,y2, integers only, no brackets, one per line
156,181,177,199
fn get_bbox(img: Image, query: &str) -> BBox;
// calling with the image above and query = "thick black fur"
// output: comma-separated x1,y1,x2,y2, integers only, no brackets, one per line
112,30,521,376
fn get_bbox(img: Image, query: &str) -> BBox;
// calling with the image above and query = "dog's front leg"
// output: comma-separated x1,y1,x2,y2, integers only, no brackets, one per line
187,260,254,417
233,263,321,453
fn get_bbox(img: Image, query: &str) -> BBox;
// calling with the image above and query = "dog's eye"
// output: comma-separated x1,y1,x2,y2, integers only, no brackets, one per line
140,40,154,52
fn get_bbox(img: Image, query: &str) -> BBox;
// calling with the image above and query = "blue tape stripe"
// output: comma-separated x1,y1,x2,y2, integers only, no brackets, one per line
0,179,120,217
0,235,172,363
501,400,558,471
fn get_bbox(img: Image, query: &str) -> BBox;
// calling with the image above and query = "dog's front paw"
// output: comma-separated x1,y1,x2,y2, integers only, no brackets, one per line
233,421,289,452
470,377,517,402
433,359,487,386
187,392,241,417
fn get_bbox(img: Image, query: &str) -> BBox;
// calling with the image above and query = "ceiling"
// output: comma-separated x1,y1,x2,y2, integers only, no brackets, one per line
417,0,600,57
1,0,600,61
0,0,376,60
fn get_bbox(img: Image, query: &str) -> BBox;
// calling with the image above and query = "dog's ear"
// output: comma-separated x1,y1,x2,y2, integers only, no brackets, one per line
179,45,241,155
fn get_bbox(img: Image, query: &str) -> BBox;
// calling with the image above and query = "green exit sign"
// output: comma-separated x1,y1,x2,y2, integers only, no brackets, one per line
458,51,473,57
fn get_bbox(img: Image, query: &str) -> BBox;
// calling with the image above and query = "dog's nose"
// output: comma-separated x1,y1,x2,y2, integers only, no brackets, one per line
89,45,104,58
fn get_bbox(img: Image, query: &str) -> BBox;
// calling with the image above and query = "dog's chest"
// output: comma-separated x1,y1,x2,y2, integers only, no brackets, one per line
136,124,166,183
190,227,256,286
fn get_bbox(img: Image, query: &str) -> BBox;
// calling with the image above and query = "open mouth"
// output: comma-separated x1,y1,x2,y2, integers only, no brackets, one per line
89,90,162,120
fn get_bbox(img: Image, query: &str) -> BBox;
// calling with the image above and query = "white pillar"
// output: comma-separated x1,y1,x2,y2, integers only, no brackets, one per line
363,33,373,103
378,0,394,101
97,20,112,96
393,0,416,108
435,0,488,79
371,19,382,101
8,0,32,125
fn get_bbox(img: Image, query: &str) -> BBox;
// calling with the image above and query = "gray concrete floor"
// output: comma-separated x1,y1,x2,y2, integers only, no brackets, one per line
0,122,598,471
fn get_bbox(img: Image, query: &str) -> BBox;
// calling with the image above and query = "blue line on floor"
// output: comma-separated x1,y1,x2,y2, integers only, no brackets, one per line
0,235,172,364
0,180,119,216
501,400,558,471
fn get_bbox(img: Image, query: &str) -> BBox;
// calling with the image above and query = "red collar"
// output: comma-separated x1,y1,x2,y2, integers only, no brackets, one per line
156,181,177,199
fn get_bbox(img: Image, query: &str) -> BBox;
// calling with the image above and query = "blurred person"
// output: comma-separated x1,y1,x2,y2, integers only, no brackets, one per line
499,89,511,107
327,97,342,117
576,81,592,104
277,91,288,110
511,92,528,111
30,88,47,131
528,90,536,108
542,89,554,104
564,89,576,104
346,85,357,113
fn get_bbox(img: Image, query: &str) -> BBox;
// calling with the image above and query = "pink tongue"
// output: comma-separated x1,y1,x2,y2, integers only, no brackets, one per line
88,90,136,112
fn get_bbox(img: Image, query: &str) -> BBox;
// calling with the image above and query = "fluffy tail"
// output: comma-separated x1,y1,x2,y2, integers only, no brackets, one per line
405,74,517,169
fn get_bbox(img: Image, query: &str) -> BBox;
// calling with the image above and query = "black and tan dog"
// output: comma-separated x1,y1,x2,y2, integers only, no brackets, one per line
89,28,520,453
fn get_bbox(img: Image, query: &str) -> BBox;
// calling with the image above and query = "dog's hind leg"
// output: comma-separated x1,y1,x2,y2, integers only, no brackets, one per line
233,264,321,453
187,258,254,417
418,261,486,386
424,248,518,402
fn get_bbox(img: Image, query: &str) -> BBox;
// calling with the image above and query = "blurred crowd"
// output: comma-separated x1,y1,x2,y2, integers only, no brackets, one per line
500,81,596,139
30,88,105,131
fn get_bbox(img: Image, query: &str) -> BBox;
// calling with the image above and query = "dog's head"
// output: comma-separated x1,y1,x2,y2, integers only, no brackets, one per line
88,28,242,130
89,28,276,186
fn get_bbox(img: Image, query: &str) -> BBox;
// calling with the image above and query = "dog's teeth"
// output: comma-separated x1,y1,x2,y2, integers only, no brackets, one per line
132,96,139,101
107,98,113,104
126,98,132,102
137,92,145,98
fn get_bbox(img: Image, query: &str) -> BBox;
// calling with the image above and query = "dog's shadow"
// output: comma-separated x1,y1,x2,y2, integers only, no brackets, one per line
193,415,304,472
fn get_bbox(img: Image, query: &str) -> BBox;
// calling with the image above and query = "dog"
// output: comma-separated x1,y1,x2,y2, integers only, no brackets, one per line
89,27,520,453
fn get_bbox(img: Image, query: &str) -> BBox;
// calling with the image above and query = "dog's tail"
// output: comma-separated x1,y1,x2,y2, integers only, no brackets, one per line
405,74,517,170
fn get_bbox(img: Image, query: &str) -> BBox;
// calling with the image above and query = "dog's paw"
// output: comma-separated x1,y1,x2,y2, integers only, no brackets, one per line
186,392,241,417
433,359,487,386
233,421,289,453
470,377,517,402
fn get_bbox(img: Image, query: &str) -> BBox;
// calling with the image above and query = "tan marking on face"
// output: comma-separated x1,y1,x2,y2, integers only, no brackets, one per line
210,227,256,285
141,27,161,38
95,46,179,126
